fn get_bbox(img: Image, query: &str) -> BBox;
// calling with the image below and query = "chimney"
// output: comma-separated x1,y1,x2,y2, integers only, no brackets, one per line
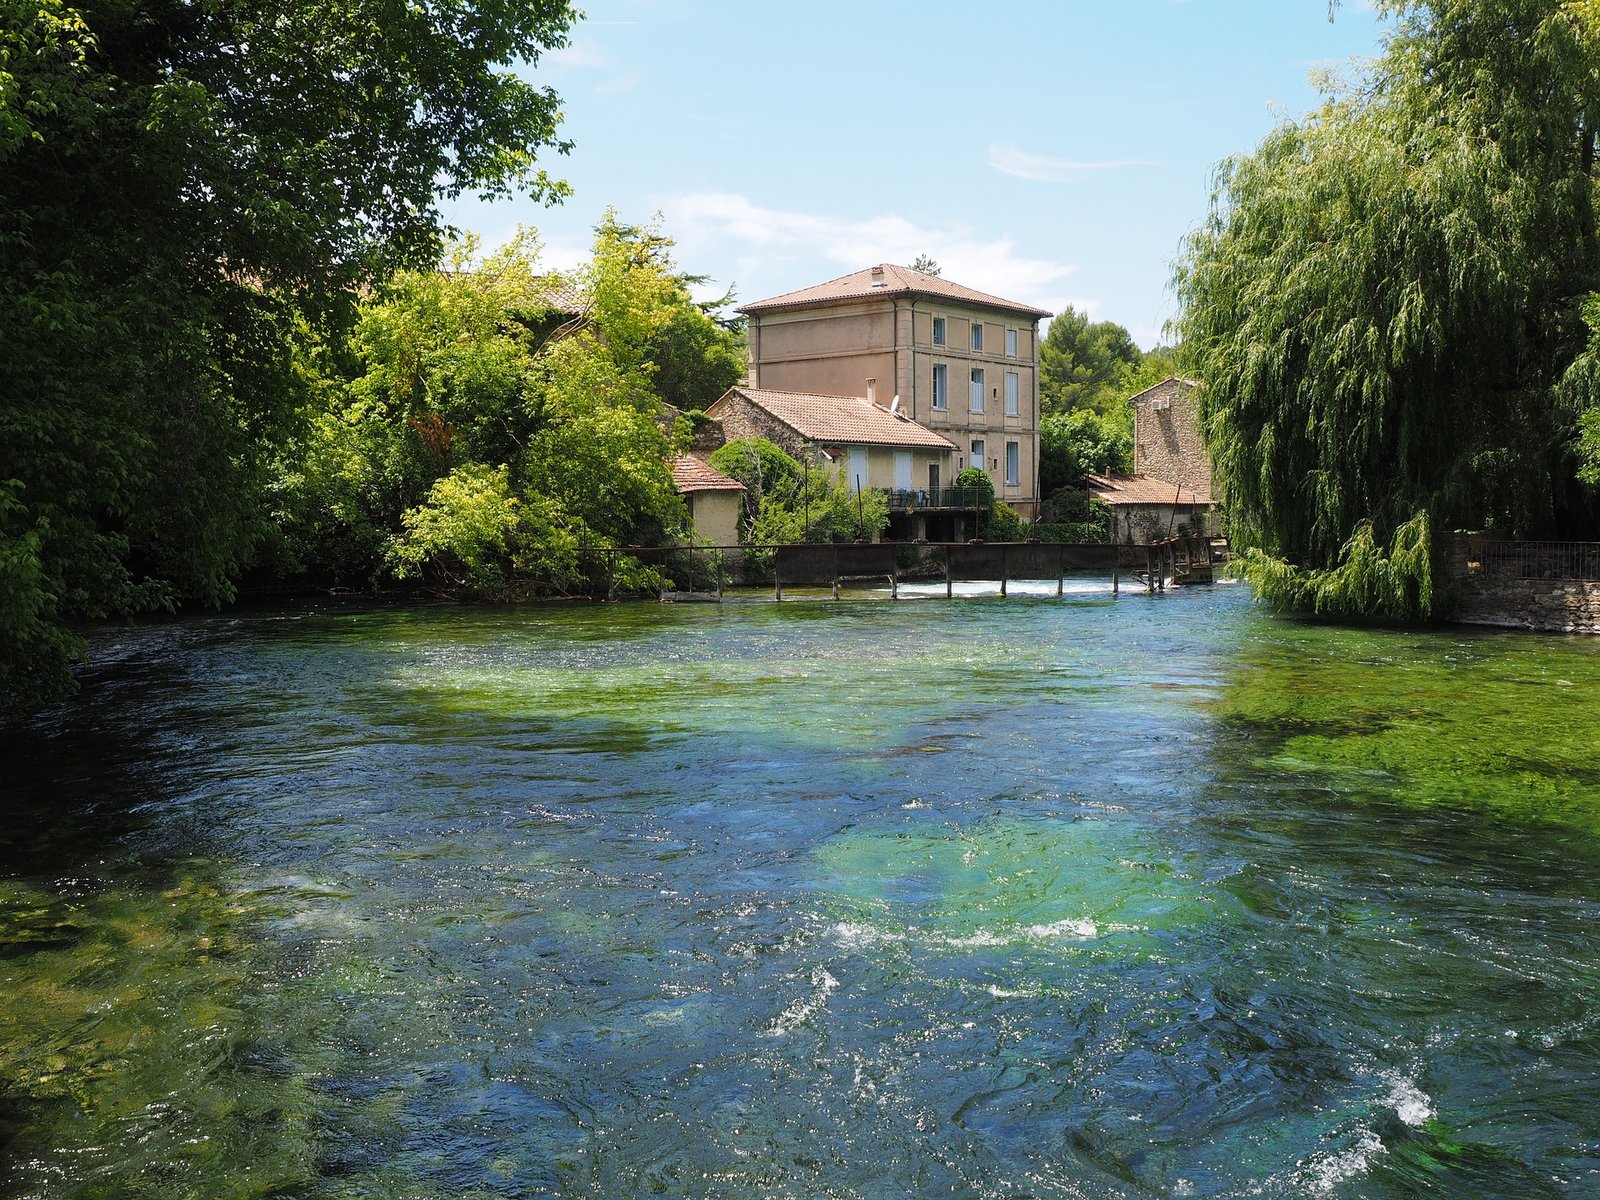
870,265,886,288
866,378,877,405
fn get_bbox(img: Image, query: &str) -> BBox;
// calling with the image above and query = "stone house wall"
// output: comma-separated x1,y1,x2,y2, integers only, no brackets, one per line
1132,379,1212,497
710,393,811,464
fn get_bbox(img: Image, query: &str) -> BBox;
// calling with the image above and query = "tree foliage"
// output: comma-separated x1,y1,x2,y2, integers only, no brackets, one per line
1039,306,1145,415
1176,0,1600,620
273,218,748,595
0,0,577,708
709,439,887,551
1039,409,1133,496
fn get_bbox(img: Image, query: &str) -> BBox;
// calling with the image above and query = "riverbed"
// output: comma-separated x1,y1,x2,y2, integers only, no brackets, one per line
4,585,1598,1198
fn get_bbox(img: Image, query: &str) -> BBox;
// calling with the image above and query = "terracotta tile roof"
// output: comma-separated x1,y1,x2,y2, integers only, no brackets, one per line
709,387,958,451
738,264,1052,319
671,455,746,493
1087,473,1214,506
533,281,588,315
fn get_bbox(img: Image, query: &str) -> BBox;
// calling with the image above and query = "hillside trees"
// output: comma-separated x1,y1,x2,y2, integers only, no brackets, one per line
0,0,578,707
1176,0,1600,620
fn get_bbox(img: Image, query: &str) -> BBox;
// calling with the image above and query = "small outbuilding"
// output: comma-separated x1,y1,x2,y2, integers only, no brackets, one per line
1087,473,1217,543
671,455,747,547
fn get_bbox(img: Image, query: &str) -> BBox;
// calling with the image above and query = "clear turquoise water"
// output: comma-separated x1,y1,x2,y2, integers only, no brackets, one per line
3,585,1599,1198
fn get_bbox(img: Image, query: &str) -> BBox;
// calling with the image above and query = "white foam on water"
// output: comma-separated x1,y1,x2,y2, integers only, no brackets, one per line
767,967,840,1037
830,922,904,950
888,578,1115,600
1298,1125,1386,1195
1383,1071,1435,1126
947,917,1097,947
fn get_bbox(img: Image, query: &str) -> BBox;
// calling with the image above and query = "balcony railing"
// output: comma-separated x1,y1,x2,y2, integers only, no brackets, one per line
880,486,993,511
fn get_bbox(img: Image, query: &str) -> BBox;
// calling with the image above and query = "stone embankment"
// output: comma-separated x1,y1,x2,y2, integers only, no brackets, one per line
1449,535,1600,635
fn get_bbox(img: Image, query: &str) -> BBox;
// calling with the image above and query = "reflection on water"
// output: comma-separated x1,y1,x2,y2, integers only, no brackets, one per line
3,589,1599,1198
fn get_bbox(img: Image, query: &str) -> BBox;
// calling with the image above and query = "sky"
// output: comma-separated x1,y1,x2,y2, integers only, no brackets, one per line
441,1,1394,349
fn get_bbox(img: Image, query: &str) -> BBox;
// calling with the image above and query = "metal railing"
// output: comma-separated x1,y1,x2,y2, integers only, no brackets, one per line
1463,537,1600,582
880,486,994,510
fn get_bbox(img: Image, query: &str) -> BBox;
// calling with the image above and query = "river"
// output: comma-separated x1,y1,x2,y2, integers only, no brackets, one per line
3,584,1598,1198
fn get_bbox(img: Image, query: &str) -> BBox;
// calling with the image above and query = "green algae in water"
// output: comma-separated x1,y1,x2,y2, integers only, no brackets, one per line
6,590,1600,1198
0,871,322,1198
1212,622,1600,833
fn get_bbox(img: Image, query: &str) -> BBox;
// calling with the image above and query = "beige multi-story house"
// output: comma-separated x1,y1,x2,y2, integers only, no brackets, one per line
738,264,1051,518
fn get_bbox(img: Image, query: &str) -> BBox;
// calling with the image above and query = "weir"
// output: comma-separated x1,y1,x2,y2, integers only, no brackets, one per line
579,539,1222,601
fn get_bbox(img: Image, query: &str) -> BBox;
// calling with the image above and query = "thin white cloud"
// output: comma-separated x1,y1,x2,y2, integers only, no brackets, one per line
987,144,1156,184
658,192,1077,313
548,42,612,70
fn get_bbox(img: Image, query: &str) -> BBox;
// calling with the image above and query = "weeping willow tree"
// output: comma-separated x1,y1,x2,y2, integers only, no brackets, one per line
1176,0,1600,620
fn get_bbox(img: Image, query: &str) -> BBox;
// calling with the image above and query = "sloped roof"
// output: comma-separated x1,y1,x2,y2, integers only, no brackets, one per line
709,387,958,451
1086,473,1213,506
671,455,746,493
738,264,1052,319
1127,376,1201,405
534,281,588,315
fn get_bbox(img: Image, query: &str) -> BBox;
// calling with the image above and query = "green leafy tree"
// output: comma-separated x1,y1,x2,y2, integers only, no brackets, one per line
278,219,715,593
1038,409,1133,497
0,0,578,708
583,213,746,413
1039,306,1145,415
708,437,803,535
1175,0,1600,621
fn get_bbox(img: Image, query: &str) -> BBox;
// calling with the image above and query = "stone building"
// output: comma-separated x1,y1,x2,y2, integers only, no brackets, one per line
1131,377,1212,499
738,264,1050,517
705,386,967,540
1089,377,1219,542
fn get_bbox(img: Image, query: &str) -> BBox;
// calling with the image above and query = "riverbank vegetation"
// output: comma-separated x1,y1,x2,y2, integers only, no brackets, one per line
269,220,743,597
1176,0,1600,620
0,2,750,711
1,0,586,707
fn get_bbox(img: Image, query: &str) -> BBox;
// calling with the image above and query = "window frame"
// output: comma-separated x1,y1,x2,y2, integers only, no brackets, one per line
971,322,984,352
971,438,987,474
932,316,946,346
932,362,948,410
1004,371,1020,417
1005,328,1018,357
969,367,985,414
1005,440,1020,486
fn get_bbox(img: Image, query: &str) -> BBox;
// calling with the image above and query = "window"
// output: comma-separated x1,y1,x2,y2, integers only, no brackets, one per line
932,363,948,410
1005,328,1018,357
932,316,946,346
1005,441,1020,486
969,368,985,413
1005,371,1019,416
971,439,986,474
971,322,984,352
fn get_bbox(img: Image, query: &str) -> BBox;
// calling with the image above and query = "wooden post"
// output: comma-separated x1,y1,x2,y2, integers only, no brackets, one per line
1000,544,1008,598
1057,545,1064,597
1112,547,1119,595
946,546,954,599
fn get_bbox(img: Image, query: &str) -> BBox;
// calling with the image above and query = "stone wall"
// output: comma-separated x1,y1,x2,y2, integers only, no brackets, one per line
1452,578,1600,634
1132,379,1212,498
709,393,810,463
1447,535,1600,634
